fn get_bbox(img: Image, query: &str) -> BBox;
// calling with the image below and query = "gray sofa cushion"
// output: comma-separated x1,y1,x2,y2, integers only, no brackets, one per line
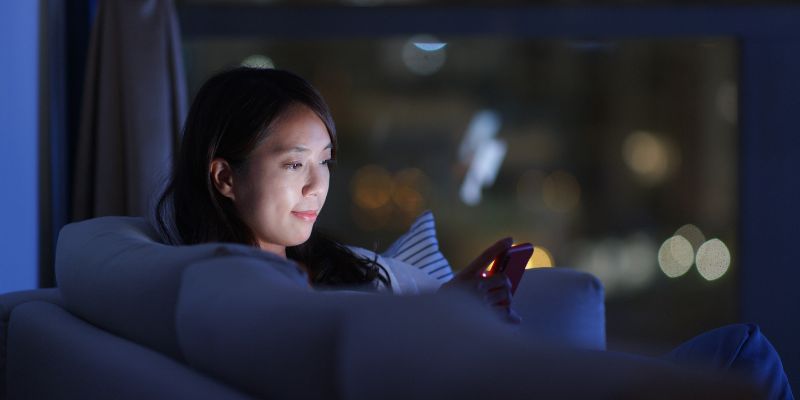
55,215,606,363
55,216,303,359
175,256,502,399
6,301,252,400
514,267,606,350
175,256,752,400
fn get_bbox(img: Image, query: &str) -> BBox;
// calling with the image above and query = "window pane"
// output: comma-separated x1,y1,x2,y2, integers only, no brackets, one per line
183,34,738,353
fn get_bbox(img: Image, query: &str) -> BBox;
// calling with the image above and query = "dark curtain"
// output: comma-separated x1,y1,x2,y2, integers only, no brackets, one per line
40,0,93,288
73,0,186,220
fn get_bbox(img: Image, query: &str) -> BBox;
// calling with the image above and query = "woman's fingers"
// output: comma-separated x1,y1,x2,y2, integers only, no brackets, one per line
457,237,513,281
477,273,521,324
479,274,513,303
443,256,522,325
477,273,512,292
505,307,522,324
484,291,509,306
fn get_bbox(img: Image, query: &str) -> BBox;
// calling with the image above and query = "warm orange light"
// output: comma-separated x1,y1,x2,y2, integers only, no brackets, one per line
391,168,430,216
526,246,554,269
351,165,393,210
482,260,497,277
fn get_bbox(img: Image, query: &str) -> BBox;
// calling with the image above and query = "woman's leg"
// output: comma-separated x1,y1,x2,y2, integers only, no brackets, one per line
664,323,793,400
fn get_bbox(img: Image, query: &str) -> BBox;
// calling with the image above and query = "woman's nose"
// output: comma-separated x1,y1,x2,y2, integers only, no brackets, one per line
303,165,328,197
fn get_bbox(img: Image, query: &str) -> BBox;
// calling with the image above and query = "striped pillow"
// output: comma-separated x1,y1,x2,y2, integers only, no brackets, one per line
382,211,454,282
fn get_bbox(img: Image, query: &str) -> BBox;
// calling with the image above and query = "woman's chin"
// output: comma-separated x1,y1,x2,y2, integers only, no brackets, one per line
286,232,313,247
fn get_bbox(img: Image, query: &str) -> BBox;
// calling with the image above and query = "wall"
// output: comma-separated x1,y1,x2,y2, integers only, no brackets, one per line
0,1,41,293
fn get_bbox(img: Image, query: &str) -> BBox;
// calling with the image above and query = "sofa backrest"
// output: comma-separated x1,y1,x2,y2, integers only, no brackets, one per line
55,216,305,360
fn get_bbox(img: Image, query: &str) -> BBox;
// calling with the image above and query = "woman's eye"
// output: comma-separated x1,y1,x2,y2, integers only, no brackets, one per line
322,159,337,170
285,162,303,170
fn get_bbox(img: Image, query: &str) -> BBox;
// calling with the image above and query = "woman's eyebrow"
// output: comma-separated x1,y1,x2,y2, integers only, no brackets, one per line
273,142,333,154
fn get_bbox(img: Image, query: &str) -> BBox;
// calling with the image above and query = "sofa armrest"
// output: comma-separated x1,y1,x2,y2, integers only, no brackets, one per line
6,301,252,400
513,267,606,350
55,216,303,359
0,288,63,320
1,288,62,399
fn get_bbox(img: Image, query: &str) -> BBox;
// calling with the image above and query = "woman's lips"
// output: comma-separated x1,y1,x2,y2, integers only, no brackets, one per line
291,211,318,222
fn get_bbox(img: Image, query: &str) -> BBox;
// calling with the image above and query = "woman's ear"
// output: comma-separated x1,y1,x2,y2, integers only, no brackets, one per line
210,158,236,200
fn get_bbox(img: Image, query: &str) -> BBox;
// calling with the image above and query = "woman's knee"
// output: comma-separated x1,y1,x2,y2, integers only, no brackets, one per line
666,323,793,400
667,323,756,369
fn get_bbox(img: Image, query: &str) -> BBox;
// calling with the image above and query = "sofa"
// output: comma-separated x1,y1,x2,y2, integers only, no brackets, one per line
1,217,757,399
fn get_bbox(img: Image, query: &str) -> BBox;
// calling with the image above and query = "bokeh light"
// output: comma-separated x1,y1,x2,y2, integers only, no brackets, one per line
241,54,275,69
658,235,694,278
460,139,506,206
622,130,679,185
573,234,658,294
458,110,501,163
696,239,731,281
402,34,447,75
458,110,505,206
413,41,447,52
351,165,393,210
350,166,434,230
542,170,581,212
618,233,659,288
391,168,430,218
526,246,554,269
675,223,706,252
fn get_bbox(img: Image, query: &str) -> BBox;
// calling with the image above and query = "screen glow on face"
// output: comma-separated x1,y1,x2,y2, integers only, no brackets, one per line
232,105,333,257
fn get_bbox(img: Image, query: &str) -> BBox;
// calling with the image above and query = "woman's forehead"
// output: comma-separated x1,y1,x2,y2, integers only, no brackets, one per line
259,108,332,154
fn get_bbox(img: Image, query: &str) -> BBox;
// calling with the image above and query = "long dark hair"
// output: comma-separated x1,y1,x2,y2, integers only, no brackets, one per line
155,67,386,289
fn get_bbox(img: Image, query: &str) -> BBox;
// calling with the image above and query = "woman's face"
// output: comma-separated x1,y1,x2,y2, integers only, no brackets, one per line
227,105,332,256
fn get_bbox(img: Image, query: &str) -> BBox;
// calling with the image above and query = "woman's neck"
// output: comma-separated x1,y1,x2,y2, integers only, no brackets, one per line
258,241,287,259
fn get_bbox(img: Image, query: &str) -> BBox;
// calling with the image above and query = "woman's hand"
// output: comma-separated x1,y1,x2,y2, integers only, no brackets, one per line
451,237,513,282
440,237,522,324
476,272,522,324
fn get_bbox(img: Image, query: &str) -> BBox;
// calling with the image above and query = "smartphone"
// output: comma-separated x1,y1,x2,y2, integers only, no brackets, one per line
481,243,534,295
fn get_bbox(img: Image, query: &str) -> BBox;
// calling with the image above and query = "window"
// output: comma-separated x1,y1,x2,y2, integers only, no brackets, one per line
180,6,739,353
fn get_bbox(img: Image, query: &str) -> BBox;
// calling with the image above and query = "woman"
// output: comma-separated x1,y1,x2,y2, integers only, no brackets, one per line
154,67,518,318
155,67,792,399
